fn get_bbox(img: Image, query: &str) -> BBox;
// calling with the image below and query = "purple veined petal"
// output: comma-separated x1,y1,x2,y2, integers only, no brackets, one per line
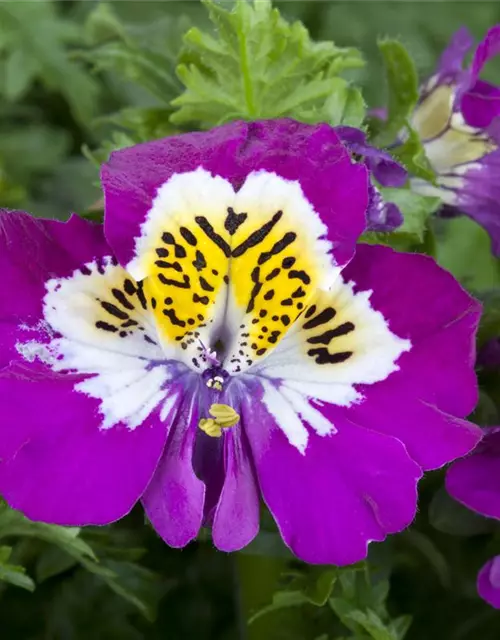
211,423,260,552
341,244,481,418
0,210,110,369
0,362,177,525
478,556,500,609
437,27,474,80
142,390,206,547
241,382,421,565
101,119,369,271
446,428,500,521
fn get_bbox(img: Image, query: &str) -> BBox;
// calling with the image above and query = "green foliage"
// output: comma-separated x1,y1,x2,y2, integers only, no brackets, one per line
0,501,162,620
372,39,435,183
0,1,99,125
171,0,364,128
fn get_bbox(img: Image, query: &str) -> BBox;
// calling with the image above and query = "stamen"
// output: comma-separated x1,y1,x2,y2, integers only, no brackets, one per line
198,403,240,438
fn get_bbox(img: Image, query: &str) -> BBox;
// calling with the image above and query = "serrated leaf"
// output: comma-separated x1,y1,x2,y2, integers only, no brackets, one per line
80,3,184,102
171,0,364,127
0,545,35,591
324,79,366,127
345,609,400,640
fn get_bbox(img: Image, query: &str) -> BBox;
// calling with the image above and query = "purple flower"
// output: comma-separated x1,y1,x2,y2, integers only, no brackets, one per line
447,428,500,608
411,26,500,255
0,119,482,565
336,126,407,232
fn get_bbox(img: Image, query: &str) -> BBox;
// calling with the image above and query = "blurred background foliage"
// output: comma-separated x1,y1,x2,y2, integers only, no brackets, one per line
2,1,500,639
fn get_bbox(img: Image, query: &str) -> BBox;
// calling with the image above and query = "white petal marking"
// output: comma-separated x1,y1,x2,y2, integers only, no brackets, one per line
261,379,309,454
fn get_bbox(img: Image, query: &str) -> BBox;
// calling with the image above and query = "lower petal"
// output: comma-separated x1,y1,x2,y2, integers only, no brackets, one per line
0,365,172,525
242,389,421,565
212,427,260,552
142,393,206,547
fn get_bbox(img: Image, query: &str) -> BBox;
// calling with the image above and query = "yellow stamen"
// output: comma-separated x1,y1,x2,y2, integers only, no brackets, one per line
198,404,240,437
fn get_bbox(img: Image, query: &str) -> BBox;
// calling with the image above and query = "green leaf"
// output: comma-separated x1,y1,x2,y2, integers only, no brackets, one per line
323,79,366,127
391,124,435,183
381,188,440,241
303,567,338,606
0,545,35,591
248,589,308,624
435,216,500,292
361,188,440,251
3,49,38,101
345,609,405,640
0,1,99,125
376,39,418,144
428,487,494,537
80,3,184,103
171,0,364,127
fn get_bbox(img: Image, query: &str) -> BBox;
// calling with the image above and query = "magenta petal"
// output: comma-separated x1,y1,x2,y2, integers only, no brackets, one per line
243,393,421,565
461,80,500,128
0,364,170,525
0,210,109,369
342,244,480,418
142,394,205,547
478,556,500,609
212,428,260,552
101,119,369,268
446,428,500,520
345,387,480,471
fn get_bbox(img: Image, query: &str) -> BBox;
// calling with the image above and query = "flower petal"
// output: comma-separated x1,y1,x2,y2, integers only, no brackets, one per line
142,392,206,547
0,363,174,525
478,556,500,609
341,244,481,417
242,383,421,565
437,26,474,80
0,210,109,369
211,426,260,552
101,119,369,272
446,428,500,520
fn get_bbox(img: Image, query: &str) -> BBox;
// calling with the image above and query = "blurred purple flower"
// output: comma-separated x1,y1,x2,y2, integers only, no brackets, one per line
411,26,500,255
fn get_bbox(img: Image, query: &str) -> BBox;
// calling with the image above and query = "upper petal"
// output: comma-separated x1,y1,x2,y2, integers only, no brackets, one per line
101,119,369,271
